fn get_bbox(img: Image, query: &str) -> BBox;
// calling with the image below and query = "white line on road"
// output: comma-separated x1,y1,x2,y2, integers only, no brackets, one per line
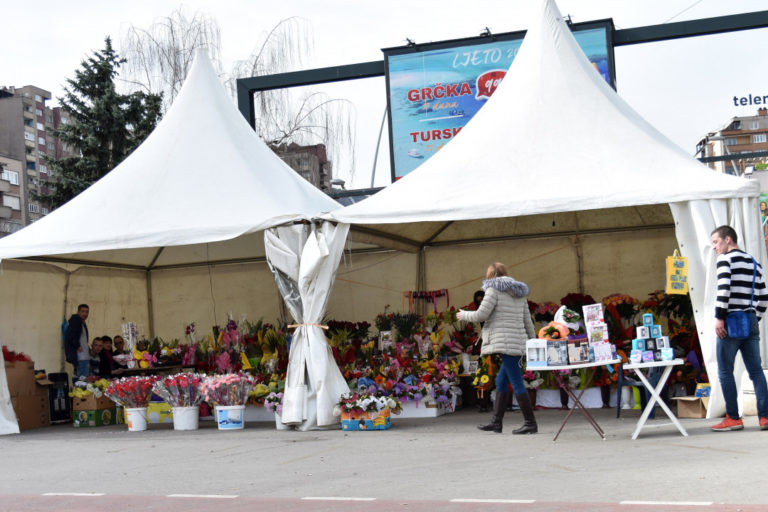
167,494,238,499
619,501,713,506
42,493,105,497
302,497,377,501
451,499,536,504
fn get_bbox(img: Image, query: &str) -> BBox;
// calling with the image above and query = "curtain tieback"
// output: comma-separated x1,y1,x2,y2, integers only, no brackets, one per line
287,323,329,330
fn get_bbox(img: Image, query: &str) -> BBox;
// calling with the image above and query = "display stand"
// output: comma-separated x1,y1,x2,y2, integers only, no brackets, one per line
531,359,622,441
623,359,688,440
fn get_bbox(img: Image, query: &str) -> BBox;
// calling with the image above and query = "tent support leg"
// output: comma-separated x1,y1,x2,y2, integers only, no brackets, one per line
146,270,155,339
60,271,72,373
417,248,427,316
574,235,584,294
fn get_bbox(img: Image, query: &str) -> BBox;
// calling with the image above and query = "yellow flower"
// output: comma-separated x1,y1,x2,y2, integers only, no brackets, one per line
473,378,479,386
480,375,490,384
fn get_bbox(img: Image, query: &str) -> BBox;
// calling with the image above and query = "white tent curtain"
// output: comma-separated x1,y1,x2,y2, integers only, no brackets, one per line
671,197,768,418
264,221,350,430
0,349,20,435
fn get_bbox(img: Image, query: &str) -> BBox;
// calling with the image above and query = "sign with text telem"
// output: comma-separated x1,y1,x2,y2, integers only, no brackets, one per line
383,21,615,181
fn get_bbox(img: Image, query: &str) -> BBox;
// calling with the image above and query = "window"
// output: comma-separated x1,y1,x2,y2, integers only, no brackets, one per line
47,142,55,151
28,176,37,186
753,134,767,143
1,169,19,185
36,122,44,131
34,94,43,102
38,151,46,158
60,117,68,125
39,164,48,174
38,137,45,145
24,131,35,143
26,161,36,171
41,207,49,215
35,108,42,116
24,118,33,127
45,115,53,124
725,138,738,146
3,195,20,210
28,203,40,214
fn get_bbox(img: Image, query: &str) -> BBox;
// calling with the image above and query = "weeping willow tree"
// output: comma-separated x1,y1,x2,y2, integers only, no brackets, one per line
120,9,356,181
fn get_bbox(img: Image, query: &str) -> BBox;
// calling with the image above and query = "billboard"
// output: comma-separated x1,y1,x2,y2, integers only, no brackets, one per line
383,21,615,181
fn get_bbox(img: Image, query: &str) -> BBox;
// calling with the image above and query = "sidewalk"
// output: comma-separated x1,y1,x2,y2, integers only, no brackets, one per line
0,407,763,505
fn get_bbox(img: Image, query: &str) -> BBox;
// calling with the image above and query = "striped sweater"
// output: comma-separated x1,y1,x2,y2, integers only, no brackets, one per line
715,249,768,320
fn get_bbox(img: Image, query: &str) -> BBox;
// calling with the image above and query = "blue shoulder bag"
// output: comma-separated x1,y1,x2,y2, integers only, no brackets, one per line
725,257,756,340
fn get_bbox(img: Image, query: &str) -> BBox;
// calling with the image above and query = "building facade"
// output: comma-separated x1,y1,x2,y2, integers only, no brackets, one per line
0,85,73,237
697,108,768,176
271,143,333,192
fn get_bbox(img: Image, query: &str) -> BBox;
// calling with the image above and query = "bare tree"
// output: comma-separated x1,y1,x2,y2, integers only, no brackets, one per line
121,8,222,108
120,11,357,182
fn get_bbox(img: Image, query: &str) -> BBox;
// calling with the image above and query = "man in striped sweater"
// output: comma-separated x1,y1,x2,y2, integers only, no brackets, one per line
710,225,768,431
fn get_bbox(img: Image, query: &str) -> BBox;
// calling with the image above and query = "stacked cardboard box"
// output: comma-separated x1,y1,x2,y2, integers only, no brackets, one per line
72,393,116,428
6,360,50,431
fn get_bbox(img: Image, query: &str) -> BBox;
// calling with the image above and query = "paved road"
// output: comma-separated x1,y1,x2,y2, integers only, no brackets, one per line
0,407,766,509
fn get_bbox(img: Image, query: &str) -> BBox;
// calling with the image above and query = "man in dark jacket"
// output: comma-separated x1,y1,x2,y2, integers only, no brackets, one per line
64,304,90,381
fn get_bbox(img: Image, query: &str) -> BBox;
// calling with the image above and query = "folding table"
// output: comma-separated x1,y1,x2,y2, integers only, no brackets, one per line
531,359,622,441
623,359,688,440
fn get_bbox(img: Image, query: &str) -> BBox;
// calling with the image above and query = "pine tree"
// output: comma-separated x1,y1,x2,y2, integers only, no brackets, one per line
37,37,162,209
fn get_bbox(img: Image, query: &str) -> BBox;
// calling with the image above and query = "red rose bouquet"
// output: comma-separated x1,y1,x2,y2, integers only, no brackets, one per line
153,373,204,407
105,376,158,408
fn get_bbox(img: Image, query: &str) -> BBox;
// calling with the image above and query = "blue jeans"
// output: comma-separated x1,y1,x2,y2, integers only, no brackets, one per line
716,312,768,419
76,359,90,380
495,355,525,395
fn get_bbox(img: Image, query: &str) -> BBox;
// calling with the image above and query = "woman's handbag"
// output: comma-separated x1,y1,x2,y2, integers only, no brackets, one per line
725,258,756,340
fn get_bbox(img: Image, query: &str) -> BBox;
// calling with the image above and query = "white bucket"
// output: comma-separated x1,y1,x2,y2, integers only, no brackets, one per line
172,406,200,431
125,407,148,432
215,405,245,430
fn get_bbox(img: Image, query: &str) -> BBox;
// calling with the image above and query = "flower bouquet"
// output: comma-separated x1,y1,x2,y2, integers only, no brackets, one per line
152,373,204,407
264,391,283,415
105,376,158,408
200,372,255,406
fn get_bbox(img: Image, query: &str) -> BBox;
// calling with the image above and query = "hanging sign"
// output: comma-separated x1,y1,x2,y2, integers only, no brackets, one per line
665,249,689,295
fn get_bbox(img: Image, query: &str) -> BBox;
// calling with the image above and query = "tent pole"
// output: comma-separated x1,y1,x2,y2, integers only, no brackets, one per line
417,247,426,316
60,271,71,373
573,235,584,294
146,270,155,339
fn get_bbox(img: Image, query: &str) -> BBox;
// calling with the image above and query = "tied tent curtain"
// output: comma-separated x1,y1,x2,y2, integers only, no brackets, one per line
264,221,350,430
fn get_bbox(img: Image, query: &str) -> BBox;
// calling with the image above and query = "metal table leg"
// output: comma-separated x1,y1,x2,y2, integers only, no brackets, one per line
553,372,606,441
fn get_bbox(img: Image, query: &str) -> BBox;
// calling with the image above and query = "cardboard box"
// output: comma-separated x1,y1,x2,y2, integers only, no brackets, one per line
341,408,391,431
147,402,173,424
73,408,117,427
673,396,709,418
11,392,50,431
72,394,114,411
5,360,35,397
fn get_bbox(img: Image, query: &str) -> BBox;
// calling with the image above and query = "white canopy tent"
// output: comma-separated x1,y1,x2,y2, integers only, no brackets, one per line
0,51,349,432
326,0,766,418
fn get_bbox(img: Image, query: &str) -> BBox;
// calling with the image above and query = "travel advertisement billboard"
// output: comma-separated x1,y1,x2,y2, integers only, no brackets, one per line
383,21,615,181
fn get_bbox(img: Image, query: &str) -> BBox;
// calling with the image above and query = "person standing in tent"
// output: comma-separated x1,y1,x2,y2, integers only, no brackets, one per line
64,304,90,382
710,225,768,431
458,263,538,434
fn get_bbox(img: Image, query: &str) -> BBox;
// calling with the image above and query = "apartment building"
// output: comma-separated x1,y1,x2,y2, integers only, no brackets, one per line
697,108,768,176
271,143,333,192
0,85,73,237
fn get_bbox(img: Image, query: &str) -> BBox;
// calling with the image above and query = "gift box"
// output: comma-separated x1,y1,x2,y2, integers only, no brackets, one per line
567,339,590,364
642,313,654,326
546,340,568,366
631,339,646,352
629,350,642,363
656,336,670,349
73,407,118,427
649,325,662,338
341,408,391,431
695,383,711,397
526,339,548,368
636,326,650,339
642,350,655,362
661,347,674,361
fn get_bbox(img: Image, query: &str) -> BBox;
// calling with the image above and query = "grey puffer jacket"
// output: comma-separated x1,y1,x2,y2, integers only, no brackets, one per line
461,276,536,357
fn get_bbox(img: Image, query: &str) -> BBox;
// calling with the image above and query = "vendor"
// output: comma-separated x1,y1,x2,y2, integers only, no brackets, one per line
89,337,105,377
113,335,127,355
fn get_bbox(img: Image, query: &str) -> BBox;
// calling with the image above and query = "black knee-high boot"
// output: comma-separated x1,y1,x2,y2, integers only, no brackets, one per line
477,391,508,433
513,392,538,435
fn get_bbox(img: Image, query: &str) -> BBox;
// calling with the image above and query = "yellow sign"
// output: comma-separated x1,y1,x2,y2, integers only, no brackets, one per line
665,249,689,295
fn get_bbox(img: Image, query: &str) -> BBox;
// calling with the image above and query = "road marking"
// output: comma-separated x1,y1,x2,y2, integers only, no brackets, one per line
302,497,377,501
619,501,713,506
451,499,536,504
42,493,105,497
167,494,238,499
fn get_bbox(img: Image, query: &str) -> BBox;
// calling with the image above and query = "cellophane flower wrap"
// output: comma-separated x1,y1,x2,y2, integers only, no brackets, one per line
152,373,204,407
200,372,255,406
105,376,158,408
264,391,283,415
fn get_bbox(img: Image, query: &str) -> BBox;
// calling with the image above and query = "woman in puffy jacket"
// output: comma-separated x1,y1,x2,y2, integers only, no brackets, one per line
458,262,537,434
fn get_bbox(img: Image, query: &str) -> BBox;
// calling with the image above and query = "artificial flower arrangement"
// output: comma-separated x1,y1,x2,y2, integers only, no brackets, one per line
538,321,570,340
472,355,498,391
334,392,403,417
264,391,284,415
105,376,158,408
200,372,256,406
522,370,544,390
2,345,31,363
152,373,204,407
69,378,111,398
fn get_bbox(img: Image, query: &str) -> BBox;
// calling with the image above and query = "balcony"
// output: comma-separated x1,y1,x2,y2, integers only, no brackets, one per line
0,206,12,219
0,179,9,193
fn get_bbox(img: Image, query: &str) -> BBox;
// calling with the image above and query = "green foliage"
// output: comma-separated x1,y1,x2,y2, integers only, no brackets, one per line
35,37,163,209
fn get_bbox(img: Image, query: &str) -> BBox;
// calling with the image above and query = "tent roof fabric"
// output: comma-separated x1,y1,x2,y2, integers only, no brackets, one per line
326,0,758,230
0,52,339,268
